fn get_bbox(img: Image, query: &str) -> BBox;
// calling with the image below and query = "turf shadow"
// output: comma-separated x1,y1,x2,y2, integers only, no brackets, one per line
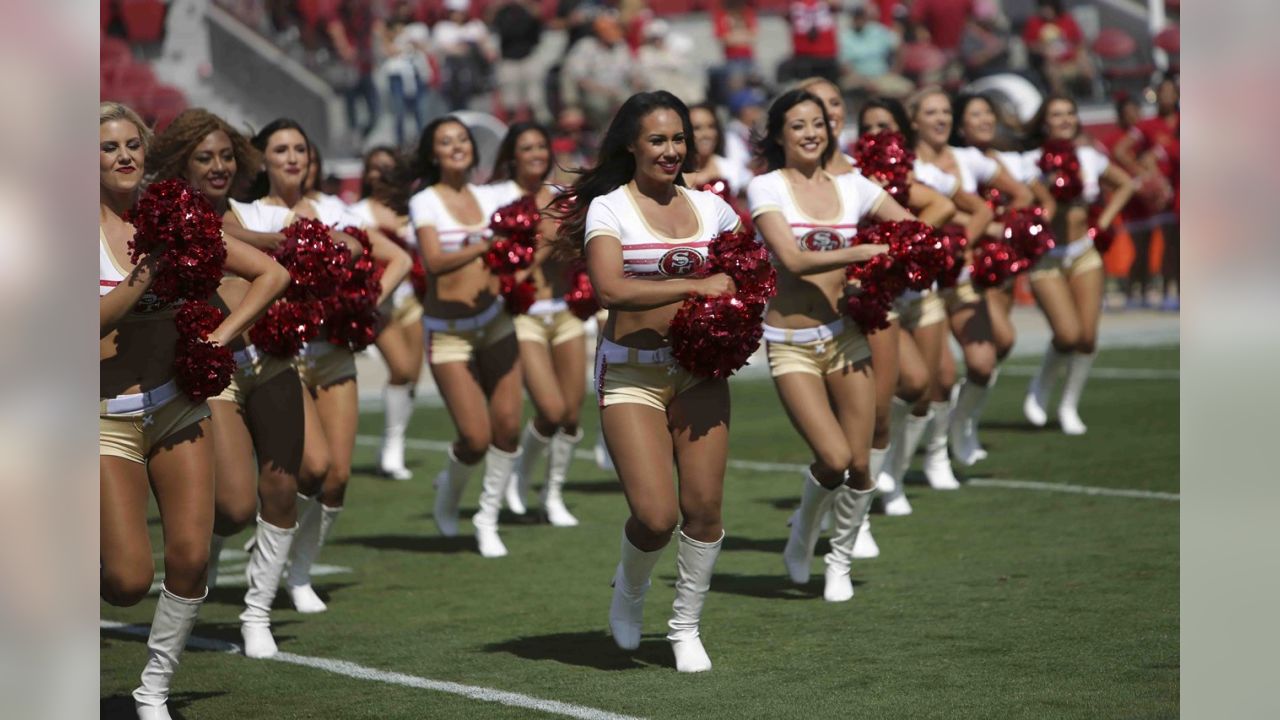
699,572,833,600
973,419,1056,434
720,535,788,554
102,691,225,719
563,479,623,494
335,533,476,554
482,630,668,671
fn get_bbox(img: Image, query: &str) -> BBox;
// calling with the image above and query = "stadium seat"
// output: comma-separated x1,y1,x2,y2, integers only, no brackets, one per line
102,0,115,32
1092,28,1137,61
101,34,133,69
1092,28,1154,97
900,42,947,79
648,0,696,16
146,84,189,132
1154,26,1179,55
120,0,167,44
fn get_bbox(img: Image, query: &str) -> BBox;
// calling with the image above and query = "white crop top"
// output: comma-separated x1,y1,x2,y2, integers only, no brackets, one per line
228,198,295,234
915,146,999,196
584,185,740,279
994,150,1039,186
746,170,887,252
99,227,178,315
1026,145,1110,204
409,182,522,253
349,198,415,247
912,159,959,198
308,192,365,229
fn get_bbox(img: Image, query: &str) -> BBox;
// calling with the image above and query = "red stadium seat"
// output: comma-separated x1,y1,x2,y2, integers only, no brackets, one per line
120,0,167,44
102,0,115,32
648,0,695,16
1092,28,1137,61
297,0,323,27
101,33,133,68
146,85,189,132
1154,26,1179,55
755,0,790,13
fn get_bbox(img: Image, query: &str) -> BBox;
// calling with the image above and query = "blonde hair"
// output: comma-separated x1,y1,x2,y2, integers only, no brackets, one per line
794,76,839,95
99,101,153,151
905,85,949,121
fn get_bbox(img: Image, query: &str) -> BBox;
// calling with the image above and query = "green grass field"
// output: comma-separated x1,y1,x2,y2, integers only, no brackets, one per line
101,345,1179,719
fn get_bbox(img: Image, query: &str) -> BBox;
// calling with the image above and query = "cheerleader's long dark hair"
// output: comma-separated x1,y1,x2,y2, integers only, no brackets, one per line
360,145,413,216
246,117,311,200
413,116,480,187
550,91,696,259
490,121,554,184
754,89,836,173
857,96,915,145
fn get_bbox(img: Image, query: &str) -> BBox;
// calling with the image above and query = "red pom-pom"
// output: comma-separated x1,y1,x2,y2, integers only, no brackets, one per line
174,337,235,402
934,224,970,288
850,131,915,206
1038,140,1084,203
124,178,226,305
564,262,599,320
174,301,225,339
1087,205,1117,254
669,295,764,379
275,218,350,301
249,300,325,357
970,236,1021,289
499,274,538,315
490,195,541,237
1001,206,1056,268
321,226,383,351
843,220,948,333
705,228,776,305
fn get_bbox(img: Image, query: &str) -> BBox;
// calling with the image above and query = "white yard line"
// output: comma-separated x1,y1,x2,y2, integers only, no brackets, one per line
100,621,645,720
355,437,1179,502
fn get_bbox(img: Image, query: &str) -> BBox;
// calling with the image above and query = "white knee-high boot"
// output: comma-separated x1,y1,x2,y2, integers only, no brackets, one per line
878,397,910,495
433,448,477,537
1025,345,1069,427
922,400,960,490
594,431,614,471
782,469,836,584
667,530,723,673
380,384,414,480
286,496,343,614
609,528,667,651
474,447,520,558
506,422,551,516
883,407,930,515
240,516,296,658
206,534,227,591
542,428,583,526
852,446,888,560
949,379,990,467
133,585,205,720
823,486,875,602
1057,351,1096,435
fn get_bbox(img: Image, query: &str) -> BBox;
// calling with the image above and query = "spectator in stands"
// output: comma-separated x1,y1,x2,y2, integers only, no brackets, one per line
1122,75,1179,310
716,0,752,88
434,0,498,111
491,0,550,123
633,20,706,107
550,105,596,184
560,13,634,132
724,85,765,173
909,0,974,56
958,0,1012,80
327,0,379,139
554,0,606,52
377,0,432,149
838,4,913,99
785,0,841,84
1022,0,1095,96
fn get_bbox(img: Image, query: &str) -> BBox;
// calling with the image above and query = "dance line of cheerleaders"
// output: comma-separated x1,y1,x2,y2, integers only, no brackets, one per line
101,75,1143,715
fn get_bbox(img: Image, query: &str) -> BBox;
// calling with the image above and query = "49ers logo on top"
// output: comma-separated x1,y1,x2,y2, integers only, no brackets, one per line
799,228,846,252
658,247,705,277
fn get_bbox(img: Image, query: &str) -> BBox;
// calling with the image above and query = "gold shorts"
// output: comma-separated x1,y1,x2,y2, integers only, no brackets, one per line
295,342,357,389
895,291,947,330
213,346,295,406
594,341,706,411
100,392,211,465
514,306,586,348
941,279,982,312
425,304,516,366
391,294,424,327
1030,240,1104,281
764,320,871,378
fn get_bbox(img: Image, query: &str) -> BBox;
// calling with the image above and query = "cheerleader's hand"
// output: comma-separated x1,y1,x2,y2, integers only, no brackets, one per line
695,273,737,298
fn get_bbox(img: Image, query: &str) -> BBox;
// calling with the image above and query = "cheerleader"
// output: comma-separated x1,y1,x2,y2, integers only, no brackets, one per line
487,122,586,526
947,92,1052,460
682,102,752,198
410,116,525,558
349,147,426,481
909,87,1019,479
148,109,317,658
99,102,289,718
224,119,409,612
748,89,906,602
801,82,956,559
550,91,741,672
1022,94,1136,434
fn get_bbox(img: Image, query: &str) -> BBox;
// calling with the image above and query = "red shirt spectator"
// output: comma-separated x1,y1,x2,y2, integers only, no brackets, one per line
1021,11,1084,62
714,2,758,61
909,0,974,52
789,0,838,59
874,0,901,27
